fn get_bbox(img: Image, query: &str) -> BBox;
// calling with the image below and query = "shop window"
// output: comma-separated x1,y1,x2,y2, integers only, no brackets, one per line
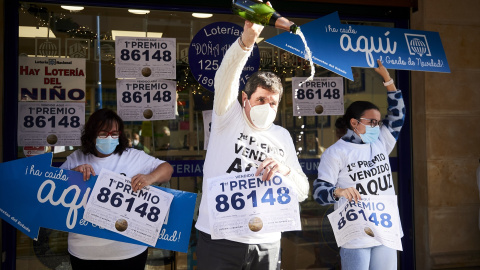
15,2,397,269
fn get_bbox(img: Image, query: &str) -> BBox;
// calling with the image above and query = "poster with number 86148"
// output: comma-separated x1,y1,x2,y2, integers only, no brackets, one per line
327,195,403,251
207,172,301,240
292,77,344,116
116,78,176,121
17,102,84,146
84,169,174,246
115,37,176,79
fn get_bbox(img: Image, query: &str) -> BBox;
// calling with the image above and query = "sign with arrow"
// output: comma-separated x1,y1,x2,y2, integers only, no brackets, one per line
0,153,197,253
265,12,450,80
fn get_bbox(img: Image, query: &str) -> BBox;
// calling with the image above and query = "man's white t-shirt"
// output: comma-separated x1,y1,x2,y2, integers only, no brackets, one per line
195,102,306,244
195,39,308,245
60,148,164,260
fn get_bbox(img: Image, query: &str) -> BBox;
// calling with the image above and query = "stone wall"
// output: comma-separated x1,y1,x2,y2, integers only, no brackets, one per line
411,0,480,268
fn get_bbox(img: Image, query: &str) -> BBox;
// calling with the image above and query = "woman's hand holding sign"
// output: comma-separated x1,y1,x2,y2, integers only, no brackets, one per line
72,164,95,181
131,173,156,192
335,187,362,203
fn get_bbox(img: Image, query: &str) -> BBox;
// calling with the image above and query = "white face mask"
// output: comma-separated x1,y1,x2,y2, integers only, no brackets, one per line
245,99,277,129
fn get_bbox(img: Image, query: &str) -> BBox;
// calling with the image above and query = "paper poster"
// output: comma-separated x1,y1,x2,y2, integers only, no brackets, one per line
292,77,344,116
327,195,403,251
17,102,84,146
116,79,177,121
115,37,176,79
207,172,301,239
18,57,86,102
84,169,174,246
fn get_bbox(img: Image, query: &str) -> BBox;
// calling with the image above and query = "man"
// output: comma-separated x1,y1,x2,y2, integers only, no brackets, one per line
132,132,144,150
195,20,309,270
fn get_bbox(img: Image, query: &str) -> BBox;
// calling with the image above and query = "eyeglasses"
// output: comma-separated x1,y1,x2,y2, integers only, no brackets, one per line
358,118,383,128
98,130,121,139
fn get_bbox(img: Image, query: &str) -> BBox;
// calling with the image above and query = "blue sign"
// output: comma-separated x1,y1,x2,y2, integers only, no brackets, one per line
170,160,204,177
189,22,260,92
266,12,450,80
0,153,197,253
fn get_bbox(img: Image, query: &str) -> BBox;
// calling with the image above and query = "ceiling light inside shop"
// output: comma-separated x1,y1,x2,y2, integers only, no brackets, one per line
192,13,213,18
61,6,84,11
111,30,163,40
128,9,150,15
19,26,56,38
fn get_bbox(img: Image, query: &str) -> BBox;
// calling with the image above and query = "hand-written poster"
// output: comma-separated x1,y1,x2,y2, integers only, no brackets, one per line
207,172,301,239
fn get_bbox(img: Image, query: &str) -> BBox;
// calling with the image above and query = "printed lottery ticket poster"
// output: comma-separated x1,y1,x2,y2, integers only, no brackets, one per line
84,169,174,246
292,77,344,116
116,79,177,121
202,110,212,150
207,172,301,240
17,57,86,146
327,195,403,251
18,57,86,102
17,102,85,146
115,37,176,80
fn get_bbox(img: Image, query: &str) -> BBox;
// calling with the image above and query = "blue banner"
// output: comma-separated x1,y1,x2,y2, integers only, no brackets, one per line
0,153,197,253
266,12,450,80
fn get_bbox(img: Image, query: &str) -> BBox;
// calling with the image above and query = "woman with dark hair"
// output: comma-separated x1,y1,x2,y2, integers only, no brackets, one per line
313,60,405,270
60,108,173,269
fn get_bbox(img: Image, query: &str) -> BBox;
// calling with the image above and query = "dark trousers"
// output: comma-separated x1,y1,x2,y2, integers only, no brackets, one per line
69,249,148,270
196,230,281,270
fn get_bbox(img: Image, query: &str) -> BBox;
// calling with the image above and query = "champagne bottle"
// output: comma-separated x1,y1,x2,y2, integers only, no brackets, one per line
232,0,299,34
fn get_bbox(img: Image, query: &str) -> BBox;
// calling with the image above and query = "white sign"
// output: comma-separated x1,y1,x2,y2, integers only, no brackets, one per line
84,169,174,246
292,77,344,116
115,37,176,79
18,57,86,102
327,195,402,251
202,110,212,150
207,172,301,240
17,102,84,146
116,79,176,121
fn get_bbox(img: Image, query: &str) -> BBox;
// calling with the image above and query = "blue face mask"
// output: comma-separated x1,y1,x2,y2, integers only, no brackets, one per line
359,125,380,144
96,137,119,155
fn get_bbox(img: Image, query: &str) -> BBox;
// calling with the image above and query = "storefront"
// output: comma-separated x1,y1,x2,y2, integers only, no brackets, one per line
2,0,415,269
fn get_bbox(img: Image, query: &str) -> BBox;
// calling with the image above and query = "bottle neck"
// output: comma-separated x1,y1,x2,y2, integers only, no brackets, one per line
271,13,298,33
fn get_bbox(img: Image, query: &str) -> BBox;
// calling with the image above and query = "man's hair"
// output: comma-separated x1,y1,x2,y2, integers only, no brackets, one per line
243,71,283,101
80,108,129,155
